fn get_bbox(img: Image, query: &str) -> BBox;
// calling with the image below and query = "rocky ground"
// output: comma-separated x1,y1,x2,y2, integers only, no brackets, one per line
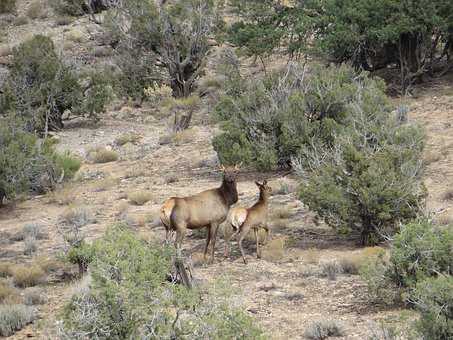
0,1,453,339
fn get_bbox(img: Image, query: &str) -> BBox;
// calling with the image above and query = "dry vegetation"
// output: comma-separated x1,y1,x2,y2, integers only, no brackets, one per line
0,1,452,339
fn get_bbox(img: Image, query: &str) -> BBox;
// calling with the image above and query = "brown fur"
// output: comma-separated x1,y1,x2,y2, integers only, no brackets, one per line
225,180,272,264
160,166,239,262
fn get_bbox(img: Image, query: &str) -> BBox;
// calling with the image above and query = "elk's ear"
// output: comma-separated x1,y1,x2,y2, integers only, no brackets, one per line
219,164,226,172
262,179,267,185
255,181,261,187
234,162,242,172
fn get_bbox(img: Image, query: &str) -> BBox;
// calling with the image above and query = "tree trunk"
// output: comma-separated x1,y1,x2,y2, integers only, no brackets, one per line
360,215,375,246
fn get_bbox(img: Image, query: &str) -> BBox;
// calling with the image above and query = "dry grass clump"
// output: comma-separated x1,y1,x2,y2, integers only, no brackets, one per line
0,304,35,337
92,177,119,192
272,206,292,220
26,0,47,19
0,282,19,304
66,29,85,43
338,247,386,275
23,287,47,305
47,186,76,205
23,237,37,256
59,205,93,228
11,264,46,288
22,223,47,240
441,189,453,201
423,151,443,165
303,319,344,340
303,248,321,265
115,133,142,146
0,263,13,278
261,237,286,262
173,128,196,145
87,147,119,164
55,15,74,26
272,178,297,195
125,167,146,179
436,211,453,226
128,191,152,206
14,16,28,25
34,256,66,274
320,260,341,280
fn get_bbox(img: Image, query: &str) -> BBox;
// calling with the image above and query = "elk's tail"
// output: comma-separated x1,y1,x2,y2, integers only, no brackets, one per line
160,198,176,230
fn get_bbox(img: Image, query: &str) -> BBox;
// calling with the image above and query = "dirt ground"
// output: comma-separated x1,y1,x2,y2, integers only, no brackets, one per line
1,2,453,339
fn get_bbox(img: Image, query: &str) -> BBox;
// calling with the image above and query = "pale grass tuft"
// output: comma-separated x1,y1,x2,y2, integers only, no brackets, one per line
261,237,286,262
59,205,93,228
303,248,321,265
23,287,47,305
271,206,292,220
86,147,118,164
0,282,20,304
115,133,142,146
47,186,76,205
0,263,13,278
11,264,46,288
0,304,36,337
436,211,453,226
304,319,344,340
91,177,119,192
128,191,152,206
26,0,47,19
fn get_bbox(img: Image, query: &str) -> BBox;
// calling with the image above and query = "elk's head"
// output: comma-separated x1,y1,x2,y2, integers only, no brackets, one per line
220,164,240,184
255,180,272,199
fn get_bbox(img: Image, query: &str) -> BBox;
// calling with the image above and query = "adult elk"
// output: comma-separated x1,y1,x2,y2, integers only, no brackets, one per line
160,165,239,262
225,180,271,264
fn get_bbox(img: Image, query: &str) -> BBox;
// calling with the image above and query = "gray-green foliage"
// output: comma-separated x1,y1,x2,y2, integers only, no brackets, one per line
360,220,453,339
105,0,223,98
411,275,453,340
0,114,80,200
213,63,425,244
50,0,114,16
59,225,265,339
0,35,112,133
388,220,452,288
0,304,35,337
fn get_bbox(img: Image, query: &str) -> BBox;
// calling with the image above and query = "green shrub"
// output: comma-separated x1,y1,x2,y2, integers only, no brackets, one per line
360,220,452,308
0,35,111,133
214,63,425,244
0,0,16,14
59,225,264,339
54,151,81,179
11,264,46,288
411,275,453,340
0,115,79,200
228,0,453,90
359,253,401,306
0,304,35,337
0,35,82,132
49,0,85,16
50,0,113,16
105,0,222,98
66,241,95,275
389,220,452,288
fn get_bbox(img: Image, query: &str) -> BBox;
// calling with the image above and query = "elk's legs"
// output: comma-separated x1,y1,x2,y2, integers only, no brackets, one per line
175,228,186,258
209,223,219,263
204,226,212,261
254,228,261,258
237,228,249,264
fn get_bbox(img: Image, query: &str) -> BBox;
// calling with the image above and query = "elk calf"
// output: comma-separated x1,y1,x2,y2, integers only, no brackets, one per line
160,166,239,262
225,180,271,264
